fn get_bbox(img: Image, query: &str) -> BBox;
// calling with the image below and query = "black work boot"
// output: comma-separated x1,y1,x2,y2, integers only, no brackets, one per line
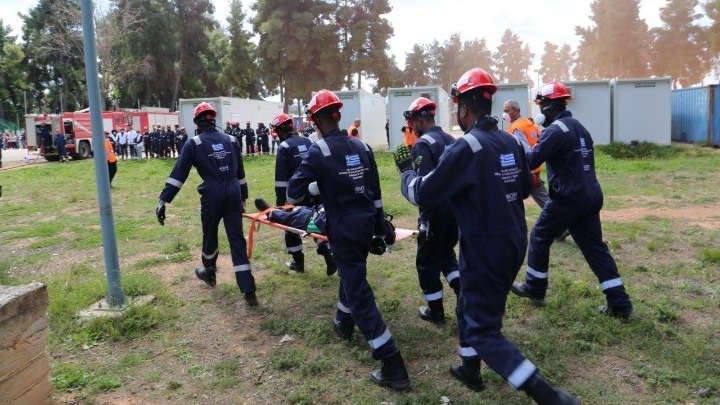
332,318,354,341
244,291,258,307
598,304,633,319
254,197,270,212
285,252,305,273
371,351,410,390
510,282,545,304
195,266,217,287
450,357,485,392
522,372,580,405
317,242,337,276
419,298,446,324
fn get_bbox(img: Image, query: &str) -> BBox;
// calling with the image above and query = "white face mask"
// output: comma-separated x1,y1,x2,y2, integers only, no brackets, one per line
502,112,512,123
534,113,546,127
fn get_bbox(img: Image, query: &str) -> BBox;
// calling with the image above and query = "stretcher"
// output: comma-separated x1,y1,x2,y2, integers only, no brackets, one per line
242,207,417,259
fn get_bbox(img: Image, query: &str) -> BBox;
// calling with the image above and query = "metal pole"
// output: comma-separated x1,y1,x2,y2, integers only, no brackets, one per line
80,0,126,307
23,91,27,115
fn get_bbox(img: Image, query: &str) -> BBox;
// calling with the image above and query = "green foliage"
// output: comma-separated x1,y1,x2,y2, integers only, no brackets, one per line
700,248,720,264
596,141,681,160
52,363,121,393
493,29,534,82
574,0,651,79
268,347,307,371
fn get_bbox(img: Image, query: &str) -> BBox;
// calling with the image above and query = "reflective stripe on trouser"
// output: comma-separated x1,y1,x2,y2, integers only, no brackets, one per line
330,213,396,360
456,229,533,388
416,213,459,300
526,195,631,310
200,183,255,293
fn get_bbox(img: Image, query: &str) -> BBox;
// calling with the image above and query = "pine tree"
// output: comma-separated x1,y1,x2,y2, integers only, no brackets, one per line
575,0,651,79
223,0,260,98
493,29,534,83
652,0,707,88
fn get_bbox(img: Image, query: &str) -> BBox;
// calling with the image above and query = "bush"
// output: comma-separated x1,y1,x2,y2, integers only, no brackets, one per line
597,141,680,160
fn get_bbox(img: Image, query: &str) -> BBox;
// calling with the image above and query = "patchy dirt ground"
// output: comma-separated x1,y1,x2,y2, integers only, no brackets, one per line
9,194,718,405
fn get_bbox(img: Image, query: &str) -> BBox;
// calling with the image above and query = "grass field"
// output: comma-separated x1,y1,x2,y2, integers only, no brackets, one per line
0,144,719,405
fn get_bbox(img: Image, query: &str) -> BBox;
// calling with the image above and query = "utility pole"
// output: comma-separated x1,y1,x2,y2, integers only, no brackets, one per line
80,0,126,307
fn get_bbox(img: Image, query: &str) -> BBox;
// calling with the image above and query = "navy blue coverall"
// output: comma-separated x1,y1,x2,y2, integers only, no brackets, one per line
523,111,632,311
159,128,255,294
275,133,314,256
287,129,397,360
402,117,540,390
411,127,460,301
243,126,256,155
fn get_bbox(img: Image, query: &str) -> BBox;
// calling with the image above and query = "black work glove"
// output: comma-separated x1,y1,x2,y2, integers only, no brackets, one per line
369,236,387,255
156,201,166,226
393,144,417,174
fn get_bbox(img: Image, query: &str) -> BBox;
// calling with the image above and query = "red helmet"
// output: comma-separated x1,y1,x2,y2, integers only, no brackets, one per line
246,120,251,125
270,113,293,129
535,82,572,104
305,89,343,121
403,97,436,123
451,68,497,103
179,126,185,131
226,121,231,125
193,102,216,122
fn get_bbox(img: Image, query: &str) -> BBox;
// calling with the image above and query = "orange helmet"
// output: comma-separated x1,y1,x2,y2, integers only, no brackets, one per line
451,68,497,103
305,89,343,121
193,102,216,122
403,97,436,124
270,113,293,129
535,82,572,104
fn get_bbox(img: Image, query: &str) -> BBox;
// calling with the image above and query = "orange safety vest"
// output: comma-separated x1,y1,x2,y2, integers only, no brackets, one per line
507,118,541,174
347,125,360,139
105,139,117,163
403,127,417,147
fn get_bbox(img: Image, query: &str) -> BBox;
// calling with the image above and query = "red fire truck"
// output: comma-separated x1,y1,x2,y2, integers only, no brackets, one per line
24,108,178,161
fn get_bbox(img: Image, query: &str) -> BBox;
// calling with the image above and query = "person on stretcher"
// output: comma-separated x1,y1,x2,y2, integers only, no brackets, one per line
254,183,396,277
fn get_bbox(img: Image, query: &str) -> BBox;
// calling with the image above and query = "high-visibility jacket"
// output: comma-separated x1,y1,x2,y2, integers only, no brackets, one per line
508,118,541,174
105,139,117,163
347,125,360,139
403,127,417,147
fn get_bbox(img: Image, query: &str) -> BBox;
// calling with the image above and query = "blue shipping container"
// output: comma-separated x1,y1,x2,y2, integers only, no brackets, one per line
671,86,716,144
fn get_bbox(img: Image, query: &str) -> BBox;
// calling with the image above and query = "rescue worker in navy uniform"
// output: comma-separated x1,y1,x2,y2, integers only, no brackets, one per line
243,121,256,156
270,112,314,273
256,122,270,155
142,127,152,158
287,89,410,390
230,121,243,152
511,82,634,318
156,102,258,306
39,123,53,155
402,97,459,324
176,126,188,152
398,68,579,404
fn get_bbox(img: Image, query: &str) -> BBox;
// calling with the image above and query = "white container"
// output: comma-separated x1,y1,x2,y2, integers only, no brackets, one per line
387,86,450,150
178,97,284,135
612,77,672,145
561,80,613,145
333,89,388,149
493,83,532,133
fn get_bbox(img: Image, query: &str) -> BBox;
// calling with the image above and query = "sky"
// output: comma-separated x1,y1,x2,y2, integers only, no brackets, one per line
0,0,686,79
